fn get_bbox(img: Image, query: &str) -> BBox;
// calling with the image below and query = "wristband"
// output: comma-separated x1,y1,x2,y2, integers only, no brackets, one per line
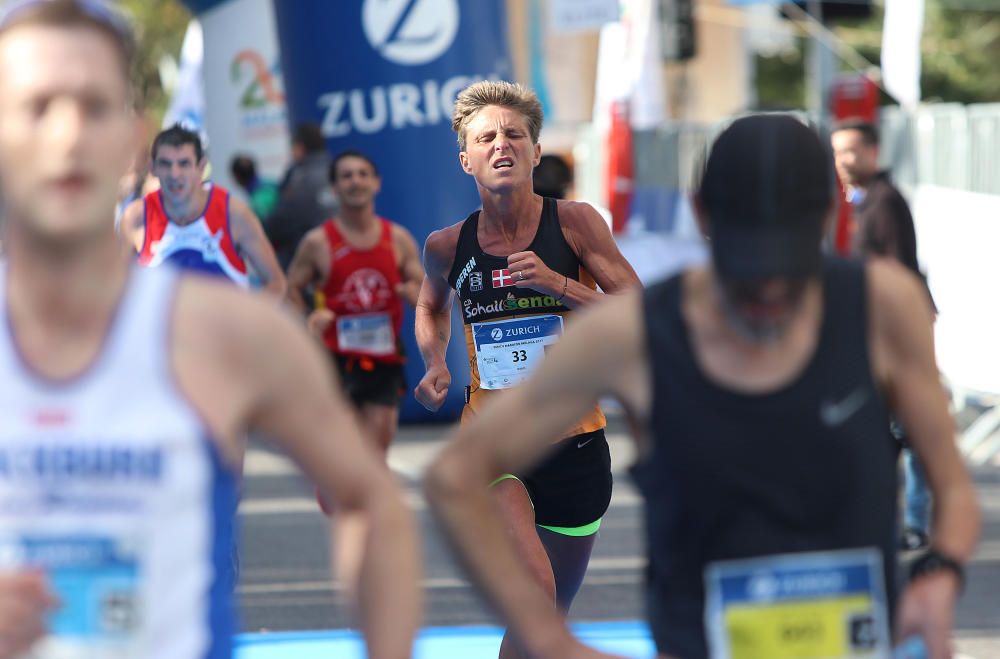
909,548,965,593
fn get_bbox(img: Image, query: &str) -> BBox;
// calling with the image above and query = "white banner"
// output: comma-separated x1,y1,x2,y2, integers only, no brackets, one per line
913,184,1000,396
199,0,289,193
549,0,619,34
592,0,667,130
162,20,204,132
882,0,925,108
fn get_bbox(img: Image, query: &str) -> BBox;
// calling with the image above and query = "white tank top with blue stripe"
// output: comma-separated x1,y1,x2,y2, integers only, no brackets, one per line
0,264,237,659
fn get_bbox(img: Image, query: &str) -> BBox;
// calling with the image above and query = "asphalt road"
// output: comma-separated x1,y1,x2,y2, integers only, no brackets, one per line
237,418,1000,657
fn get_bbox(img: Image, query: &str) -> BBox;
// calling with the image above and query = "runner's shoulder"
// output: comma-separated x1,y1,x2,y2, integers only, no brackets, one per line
386,218,413,236
554,200,615,254
226,192,264,227
554,199,606,229
425,219,464,251
866,257,931,319
865,257,934,328
174,274,302,369
120,197,145,231
388,220,419,249
423,220,465,277
295,223,330,254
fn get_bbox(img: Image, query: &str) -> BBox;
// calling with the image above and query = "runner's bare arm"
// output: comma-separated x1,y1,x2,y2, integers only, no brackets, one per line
561,201,641,300
228,197,286,298
240,297,422,658
869,260,979,561
868,260,979,655
0,573,58,658
414,225,459,412
285,228,325,314
509,201,639,308
392,224,424,307
117,198,145,254
425,293,647,659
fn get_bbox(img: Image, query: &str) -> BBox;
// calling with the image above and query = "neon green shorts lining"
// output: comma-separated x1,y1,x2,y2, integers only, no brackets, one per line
488,474,602,537
490,473,522,487
537,519,602,537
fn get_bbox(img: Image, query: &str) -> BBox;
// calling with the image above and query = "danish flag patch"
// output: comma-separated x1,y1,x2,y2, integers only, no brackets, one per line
491,269,515,288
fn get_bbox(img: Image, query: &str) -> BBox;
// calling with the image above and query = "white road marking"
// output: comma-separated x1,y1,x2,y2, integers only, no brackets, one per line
240,486,644,516
243,432,638,480
239,565,643,595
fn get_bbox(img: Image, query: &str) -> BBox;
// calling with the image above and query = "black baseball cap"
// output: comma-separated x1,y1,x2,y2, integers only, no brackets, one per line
698,114,834,279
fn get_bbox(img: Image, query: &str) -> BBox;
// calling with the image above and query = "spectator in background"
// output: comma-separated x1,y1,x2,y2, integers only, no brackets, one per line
231,153,279,221
533,153,613,231
266,122,339,270
532,153,573,199
832,120,924,277
832,118,934,552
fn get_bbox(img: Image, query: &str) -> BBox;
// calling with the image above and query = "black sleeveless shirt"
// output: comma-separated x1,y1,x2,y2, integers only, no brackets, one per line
446,196,605,436
447,197,580,321
633,257,898,658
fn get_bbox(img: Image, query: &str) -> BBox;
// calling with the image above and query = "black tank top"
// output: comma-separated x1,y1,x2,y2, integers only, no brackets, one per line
448,197,580,319
633,257,898,658
446,196,605,436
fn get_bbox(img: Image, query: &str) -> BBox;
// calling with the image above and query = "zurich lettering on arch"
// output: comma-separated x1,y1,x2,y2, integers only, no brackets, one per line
270,0,513,420
362,0,460,66
318,74,482,138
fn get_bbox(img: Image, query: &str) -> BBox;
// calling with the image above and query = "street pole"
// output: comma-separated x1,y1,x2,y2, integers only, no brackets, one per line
805,0,836,128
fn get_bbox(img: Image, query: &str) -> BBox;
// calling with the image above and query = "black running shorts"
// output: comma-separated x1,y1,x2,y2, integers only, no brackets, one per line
511,429,613,531
333,354,406,407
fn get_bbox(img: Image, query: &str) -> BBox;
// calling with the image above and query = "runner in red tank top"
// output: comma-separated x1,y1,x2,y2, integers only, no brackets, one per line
318,219,405,365
286,150,423,461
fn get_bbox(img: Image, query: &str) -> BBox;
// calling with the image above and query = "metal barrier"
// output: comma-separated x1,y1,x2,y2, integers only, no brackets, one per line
966,104,1000,196
882,102,1000,196
575,103,1000,204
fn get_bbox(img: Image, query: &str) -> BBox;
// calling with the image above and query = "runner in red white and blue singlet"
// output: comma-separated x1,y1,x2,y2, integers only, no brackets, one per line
137,184,250,289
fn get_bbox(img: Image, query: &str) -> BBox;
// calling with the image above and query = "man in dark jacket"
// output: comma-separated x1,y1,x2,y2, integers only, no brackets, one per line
265,122,339,270
832,120,920,271
832,118,933,551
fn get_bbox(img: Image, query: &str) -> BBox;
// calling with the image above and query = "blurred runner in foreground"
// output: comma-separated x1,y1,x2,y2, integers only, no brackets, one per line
426,114,978,659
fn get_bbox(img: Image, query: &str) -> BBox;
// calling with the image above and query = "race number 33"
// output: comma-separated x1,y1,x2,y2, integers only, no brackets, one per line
472,315,563,390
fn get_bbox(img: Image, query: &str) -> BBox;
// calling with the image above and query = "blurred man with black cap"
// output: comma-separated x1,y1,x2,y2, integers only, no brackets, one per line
424,114,979,659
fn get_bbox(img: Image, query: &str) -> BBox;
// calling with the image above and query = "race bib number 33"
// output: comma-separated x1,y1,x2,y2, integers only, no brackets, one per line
705,548,890,659
472,315,563,390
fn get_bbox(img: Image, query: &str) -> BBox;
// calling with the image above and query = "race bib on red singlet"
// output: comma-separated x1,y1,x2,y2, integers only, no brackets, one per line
336,312,395,356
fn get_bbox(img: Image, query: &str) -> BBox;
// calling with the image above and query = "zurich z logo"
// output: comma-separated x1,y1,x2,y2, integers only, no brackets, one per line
490,328,504,341
362,0,460,66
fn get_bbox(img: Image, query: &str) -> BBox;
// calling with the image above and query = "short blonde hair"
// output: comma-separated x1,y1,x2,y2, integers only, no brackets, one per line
451,80,543,151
